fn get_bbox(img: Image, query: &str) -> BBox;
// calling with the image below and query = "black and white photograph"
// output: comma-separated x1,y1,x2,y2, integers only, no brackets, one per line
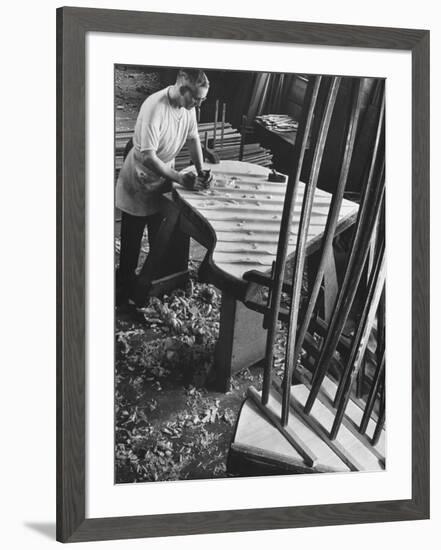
1,0,436,546
114,65,386,483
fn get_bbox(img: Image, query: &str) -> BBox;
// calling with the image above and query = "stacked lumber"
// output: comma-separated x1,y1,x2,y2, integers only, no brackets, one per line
115,120,273,176
115,131,134,172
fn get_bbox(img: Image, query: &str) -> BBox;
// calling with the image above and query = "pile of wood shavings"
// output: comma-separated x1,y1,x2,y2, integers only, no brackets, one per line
115,273,257,483
115,267,296,483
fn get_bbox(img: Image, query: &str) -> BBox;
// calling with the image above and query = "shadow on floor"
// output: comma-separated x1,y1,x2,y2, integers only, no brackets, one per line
24,522,56,540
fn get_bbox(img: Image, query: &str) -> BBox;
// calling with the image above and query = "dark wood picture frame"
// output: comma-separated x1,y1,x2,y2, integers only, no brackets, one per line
56,6,430,543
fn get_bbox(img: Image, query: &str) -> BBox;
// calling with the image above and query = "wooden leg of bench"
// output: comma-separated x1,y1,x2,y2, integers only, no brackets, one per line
214,293,267,392
133,209,190,306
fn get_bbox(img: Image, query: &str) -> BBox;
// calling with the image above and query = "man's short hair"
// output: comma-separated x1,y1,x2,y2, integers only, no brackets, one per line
177,68,209,89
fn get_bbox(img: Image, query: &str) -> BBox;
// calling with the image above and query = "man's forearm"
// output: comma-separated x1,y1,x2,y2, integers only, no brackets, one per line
187,137,204,173
140,151,182,185
139,148,199,192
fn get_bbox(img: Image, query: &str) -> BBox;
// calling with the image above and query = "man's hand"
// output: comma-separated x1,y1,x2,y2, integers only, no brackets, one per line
196,169,214,190
179,170,214,191
180,172,198,190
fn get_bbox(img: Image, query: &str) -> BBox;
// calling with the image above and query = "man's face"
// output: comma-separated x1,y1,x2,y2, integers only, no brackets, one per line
181,85,209,110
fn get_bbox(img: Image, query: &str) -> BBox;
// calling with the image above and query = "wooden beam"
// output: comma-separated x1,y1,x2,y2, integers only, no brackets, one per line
330,247,385,439
281,76,341,425
293,80,365,368
360,351,385,435
304,107,385,414
261,76,321,406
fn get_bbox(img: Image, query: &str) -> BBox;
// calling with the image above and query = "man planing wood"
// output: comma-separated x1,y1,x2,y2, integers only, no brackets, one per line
116,68,213,305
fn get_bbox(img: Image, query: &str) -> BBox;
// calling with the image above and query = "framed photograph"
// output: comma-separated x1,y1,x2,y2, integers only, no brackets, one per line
57,6,429,543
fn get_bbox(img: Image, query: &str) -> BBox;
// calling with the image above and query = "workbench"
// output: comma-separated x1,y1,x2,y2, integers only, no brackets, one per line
135,160,359,391
253,118,301,174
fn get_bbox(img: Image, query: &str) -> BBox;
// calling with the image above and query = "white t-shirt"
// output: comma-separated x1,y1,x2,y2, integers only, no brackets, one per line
116,87,199,216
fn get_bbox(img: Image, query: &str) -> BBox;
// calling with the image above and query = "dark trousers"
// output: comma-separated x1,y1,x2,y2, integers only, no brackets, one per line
116,211,164,299
116,210,190,302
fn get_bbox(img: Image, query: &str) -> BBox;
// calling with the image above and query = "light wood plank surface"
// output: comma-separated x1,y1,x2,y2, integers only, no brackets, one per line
177,161,358,279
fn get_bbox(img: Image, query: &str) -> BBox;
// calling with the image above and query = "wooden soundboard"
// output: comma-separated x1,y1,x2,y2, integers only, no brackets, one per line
175,161,358,283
